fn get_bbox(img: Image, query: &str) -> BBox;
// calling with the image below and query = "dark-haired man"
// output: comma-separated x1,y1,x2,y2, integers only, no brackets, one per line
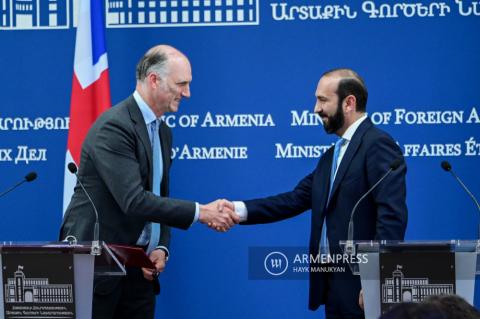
220,68,408,318
424,294,480,319
60,45,239,319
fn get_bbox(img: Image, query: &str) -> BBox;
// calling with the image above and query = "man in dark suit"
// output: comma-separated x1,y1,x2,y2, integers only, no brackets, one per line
220,68,407,318
60,45,239,319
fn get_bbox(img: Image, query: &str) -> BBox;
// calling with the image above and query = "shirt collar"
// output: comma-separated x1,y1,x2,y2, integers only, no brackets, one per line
133,90,157,125
341,114,368,142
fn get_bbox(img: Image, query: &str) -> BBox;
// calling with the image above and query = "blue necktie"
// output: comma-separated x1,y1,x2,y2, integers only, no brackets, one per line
320,138,345,255
328,138,345,201
146,119,162,255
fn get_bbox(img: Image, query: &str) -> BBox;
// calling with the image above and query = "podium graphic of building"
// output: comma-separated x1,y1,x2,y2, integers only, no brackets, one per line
382,265,454,304
0,0,259,30
4,266,73,303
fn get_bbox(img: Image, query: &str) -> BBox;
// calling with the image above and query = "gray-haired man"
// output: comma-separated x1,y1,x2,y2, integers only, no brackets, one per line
60,45,238,319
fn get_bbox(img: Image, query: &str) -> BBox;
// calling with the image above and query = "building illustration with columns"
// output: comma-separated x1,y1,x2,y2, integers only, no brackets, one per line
106,0,259,27
4,266,73,303
0,0,258,29
0,0,70,29
382,265,454,303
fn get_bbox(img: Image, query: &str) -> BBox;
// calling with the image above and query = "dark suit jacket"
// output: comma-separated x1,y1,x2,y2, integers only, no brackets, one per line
60,95,196,247
242,118,407,311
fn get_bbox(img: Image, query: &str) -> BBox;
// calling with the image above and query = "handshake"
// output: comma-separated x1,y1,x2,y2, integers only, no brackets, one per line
199,199,239,232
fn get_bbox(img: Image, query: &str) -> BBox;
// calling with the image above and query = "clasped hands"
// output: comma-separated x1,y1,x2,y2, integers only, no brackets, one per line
199,199,238,232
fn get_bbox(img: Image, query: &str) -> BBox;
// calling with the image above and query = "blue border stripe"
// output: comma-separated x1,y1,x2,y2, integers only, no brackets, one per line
91,0,107,65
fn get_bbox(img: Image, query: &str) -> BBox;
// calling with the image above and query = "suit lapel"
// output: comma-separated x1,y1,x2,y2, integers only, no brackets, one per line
127,96,153,188
159,121,170,195
328,118,373,205
318,147,335,212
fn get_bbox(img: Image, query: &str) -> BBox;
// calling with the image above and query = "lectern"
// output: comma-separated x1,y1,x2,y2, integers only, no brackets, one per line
0,242,125,319
340,240,479,318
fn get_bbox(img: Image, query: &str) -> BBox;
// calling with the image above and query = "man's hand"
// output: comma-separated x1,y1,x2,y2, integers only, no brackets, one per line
209,199,237,231
359,289,364,310
142,249,167,281
216,199,235,214
199,199,239,232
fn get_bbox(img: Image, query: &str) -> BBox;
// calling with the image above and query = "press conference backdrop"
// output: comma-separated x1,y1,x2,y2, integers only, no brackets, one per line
0,0,479,318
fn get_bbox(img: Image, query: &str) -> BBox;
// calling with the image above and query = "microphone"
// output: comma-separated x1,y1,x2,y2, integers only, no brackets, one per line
345,159,402,255
441,161,480,235
67,162,101,256
0,171,38,198
25,172,37,182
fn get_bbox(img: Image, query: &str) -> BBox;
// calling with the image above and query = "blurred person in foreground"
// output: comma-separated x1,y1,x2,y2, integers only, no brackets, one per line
424,294,480,319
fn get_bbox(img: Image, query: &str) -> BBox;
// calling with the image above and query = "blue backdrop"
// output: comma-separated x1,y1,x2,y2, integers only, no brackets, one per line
0,0,479,318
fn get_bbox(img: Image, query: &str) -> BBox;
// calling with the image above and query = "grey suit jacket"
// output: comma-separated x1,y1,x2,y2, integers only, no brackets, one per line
60,96,196,248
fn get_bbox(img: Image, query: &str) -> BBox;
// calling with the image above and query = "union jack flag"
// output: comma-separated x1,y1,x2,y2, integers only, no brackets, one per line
63,0,111,213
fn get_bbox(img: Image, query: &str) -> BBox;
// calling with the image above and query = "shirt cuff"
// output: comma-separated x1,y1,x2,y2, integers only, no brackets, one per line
233,201,248,222
192,202,200,224
155,245,170,261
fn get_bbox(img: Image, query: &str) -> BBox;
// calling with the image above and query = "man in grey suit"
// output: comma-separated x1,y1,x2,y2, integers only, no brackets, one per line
60,45,238,319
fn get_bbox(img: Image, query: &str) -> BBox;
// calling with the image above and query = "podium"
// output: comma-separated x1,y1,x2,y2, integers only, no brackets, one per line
340,240,480,318
0,241,126,319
